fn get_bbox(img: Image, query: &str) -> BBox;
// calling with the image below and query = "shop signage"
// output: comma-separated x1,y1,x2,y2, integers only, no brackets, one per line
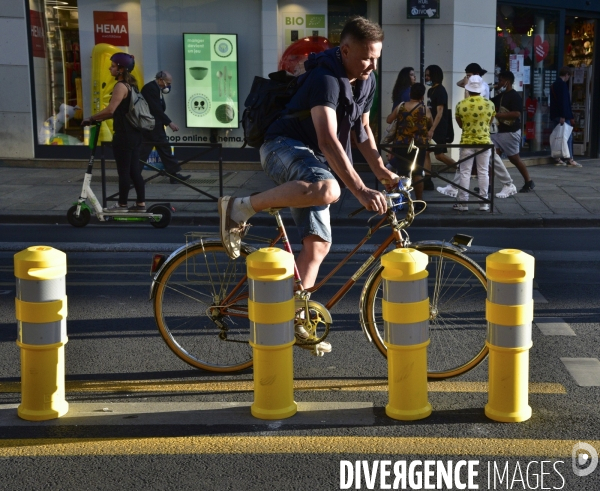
183,33,239,129
30,10,45,58
534,35,549,63
93,11,129,46
407,0,440,19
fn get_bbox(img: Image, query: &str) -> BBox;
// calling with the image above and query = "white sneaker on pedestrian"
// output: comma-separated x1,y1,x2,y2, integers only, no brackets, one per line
479,203,490,211
437,185,458,198
452,203,468,211
495,183,518,199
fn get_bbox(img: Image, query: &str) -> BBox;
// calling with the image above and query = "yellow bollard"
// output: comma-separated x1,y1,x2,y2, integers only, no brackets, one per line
247,247,297,420
485,248,535,423
14,246,69,421
381,248,432,421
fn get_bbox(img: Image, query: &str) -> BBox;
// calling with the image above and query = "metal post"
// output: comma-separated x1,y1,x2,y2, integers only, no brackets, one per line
420,18,425,83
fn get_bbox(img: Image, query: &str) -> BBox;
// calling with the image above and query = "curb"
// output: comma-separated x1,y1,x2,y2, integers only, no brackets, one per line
2,213,600,228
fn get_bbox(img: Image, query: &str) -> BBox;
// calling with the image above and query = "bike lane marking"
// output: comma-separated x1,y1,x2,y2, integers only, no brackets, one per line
0,435,598,458
0,380,566,394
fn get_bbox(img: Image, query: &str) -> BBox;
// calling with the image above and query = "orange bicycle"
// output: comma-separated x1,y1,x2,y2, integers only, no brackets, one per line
150,177,488,379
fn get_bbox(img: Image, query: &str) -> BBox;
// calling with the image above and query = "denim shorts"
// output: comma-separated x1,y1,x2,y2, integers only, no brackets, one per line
260,136,336,243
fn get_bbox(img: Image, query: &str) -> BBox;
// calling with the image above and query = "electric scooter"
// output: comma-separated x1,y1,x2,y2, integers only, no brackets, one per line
67,122,173,228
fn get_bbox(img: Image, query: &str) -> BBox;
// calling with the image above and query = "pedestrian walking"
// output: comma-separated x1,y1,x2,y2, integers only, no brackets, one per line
491,70,535,193
81,52,145,212
550,67,581,167
453,75,495,212
436,63,522,200
141,71,191,183
424,65,454,190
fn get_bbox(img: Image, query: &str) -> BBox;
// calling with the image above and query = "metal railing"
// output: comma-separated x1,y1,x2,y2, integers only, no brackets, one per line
100,142,223,207
380,142,496,212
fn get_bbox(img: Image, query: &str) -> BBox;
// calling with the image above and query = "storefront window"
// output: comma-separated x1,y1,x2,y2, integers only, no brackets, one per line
565,17,595,156
30,0,84,147
496,5,559,154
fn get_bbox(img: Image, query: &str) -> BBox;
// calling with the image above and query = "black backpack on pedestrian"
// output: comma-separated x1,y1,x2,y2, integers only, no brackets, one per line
241,70,309,148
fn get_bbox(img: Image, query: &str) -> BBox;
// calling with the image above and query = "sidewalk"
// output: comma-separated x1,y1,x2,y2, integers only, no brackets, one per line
0,157,599,227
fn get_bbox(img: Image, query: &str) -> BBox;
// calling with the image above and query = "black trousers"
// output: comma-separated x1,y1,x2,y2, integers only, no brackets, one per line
141,126,180,175
113,132,144,204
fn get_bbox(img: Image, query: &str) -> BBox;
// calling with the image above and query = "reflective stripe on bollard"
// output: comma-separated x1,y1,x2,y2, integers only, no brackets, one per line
485,249,535,423
247,247,297,420
381,248,432,421
14,246,69,421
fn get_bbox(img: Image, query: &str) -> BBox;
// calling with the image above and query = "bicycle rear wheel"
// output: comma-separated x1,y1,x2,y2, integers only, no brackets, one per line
152,240,254,372
360,245,488,379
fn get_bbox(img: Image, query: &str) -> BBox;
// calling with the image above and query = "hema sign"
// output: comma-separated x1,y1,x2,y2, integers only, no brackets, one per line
93,11,129,46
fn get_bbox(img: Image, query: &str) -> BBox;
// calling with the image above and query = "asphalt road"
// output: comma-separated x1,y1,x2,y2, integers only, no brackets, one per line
0,225,599,490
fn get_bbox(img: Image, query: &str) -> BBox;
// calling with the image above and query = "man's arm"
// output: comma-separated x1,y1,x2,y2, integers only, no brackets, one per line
312,105,388,212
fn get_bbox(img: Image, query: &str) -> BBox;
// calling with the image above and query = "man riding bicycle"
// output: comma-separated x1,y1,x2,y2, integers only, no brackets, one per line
219,16,398,352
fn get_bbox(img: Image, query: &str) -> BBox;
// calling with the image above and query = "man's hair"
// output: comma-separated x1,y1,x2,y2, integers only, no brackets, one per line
410,83,426,100
340,16,384,44
425,65,444,85
559,66,571,77
499,70,515,84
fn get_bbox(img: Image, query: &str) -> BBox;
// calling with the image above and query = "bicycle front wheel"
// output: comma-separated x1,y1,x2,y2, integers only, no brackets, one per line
152,240,254,372
361,245,488,379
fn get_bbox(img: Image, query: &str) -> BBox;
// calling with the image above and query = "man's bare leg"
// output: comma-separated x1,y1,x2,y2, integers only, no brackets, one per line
296,235,331,289
249,179,341,213
506,153,531,183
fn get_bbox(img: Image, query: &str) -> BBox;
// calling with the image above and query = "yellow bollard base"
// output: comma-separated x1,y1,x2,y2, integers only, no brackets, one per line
251,402,297,420
386,402,432,421
485,403,531,423
18,401,69,421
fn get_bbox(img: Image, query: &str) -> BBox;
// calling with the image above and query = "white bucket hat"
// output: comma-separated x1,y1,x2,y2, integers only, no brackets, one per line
465,75,484,94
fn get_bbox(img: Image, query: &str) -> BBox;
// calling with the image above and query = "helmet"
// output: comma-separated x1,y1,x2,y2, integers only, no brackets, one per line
110,52,135,72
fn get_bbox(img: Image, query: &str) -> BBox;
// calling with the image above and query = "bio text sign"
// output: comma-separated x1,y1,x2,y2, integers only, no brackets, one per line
93,11,129,46
407,0,440,19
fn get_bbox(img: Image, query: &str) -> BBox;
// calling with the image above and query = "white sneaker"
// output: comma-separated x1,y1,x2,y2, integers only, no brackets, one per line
437,185,458,198
218,196,249,259
452,203,468,211
495,183,518,199
479,203,490,211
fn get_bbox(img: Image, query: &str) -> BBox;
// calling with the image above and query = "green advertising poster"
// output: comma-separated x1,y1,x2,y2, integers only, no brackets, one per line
183,33,239,128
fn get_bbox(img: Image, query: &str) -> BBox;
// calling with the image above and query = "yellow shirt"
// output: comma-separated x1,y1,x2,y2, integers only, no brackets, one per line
455,96,496,144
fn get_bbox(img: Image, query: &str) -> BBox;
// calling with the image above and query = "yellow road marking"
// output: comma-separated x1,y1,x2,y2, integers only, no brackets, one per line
0,436,597,457
0,380,566,394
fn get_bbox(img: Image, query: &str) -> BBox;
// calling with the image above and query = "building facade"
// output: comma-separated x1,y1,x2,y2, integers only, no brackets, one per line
1,0,598,161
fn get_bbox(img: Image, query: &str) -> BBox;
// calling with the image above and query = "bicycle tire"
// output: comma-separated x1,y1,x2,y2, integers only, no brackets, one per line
153,240,255,372
360,245,488,379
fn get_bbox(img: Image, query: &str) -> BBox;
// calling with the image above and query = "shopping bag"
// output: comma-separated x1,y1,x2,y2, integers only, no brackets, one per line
143,147,173,171
549,123,572,159
381,120,398,145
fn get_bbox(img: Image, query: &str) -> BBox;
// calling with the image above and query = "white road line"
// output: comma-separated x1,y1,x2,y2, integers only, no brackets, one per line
532,290,548,303
560,358,600,386
534,317,575,336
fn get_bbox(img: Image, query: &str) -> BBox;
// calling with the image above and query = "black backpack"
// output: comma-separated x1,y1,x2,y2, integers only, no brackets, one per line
241,70,308,148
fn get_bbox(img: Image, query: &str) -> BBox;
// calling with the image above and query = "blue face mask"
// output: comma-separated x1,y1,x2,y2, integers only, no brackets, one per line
425,80,433,86
161,84,171,94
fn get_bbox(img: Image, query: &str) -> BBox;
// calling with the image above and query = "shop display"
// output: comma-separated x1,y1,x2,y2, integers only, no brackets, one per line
183,33,239,129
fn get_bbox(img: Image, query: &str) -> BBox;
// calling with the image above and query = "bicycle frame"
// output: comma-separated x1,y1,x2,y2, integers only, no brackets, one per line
267,210,402,311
